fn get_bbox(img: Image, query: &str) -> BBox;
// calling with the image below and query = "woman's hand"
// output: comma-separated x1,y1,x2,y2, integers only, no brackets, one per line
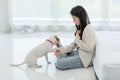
54,50,61,56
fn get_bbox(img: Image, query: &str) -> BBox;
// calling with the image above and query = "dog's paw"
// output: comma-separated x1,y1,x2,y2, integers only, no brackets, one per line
29,65,42,68
36,65,42,68
48,62,51,64
31,65,42,68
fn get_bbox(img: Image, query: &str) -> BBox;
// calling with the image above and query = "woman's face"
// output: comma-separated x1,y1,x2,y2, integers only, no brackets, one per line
72,16,80,26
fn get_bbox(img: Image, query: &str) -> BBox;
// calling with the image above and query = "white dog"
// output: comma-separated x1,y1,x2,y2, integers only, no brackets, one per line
10,35,61,68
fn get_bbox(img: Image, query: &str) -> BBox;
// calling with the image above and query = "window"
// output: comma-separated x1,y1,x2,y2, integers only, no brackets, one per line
12,0,120,31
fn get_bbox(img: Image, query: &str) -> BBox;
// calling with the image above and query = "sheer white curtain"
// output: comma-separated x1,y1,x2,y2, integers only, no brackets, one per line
12,0,120,31
0,0,12,32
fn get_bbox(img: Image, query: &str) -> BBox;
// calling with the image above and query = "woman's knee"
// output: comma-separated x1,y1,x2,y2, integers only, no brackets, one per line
55,60,67,70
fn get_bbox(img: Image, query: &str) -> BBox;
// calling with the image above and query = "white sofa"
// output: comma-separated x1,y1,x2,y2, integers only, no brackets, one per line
93,31,120,80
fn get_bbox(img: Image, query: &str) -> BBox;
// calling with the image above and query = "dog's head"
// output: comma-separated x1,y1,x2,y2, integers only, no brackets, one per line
49,35,61,48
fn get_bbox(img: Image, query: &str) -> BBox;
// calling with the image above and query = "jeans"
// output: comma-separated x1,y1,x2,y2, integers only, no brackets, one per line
55,50,84,70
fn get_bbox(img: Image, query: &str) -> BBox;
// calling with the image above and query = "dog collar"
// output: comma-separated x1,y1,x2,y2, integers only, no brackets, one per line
46,39,54,45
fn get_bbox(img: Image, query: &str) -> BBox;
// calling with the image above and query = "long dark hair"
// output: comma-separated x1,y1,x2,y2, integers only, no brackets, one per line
70,5,90,39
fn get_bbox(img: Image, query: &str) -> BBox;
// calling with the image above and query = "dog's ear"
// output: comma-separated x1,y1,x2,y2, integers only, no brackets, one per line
54,35,60,42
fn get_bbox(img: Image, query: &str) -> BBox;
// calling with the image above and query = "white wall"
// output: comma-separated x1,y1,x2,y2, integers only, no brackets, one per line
0,0,12,33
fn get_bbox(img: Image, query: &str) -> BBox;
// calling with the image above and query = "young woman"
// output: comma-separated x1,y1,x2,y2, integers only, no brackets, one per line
54,5,97,70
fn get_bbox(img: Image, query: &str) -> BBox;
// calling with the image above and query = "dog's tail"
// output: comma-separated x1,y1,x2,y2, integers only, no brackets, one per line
10,62,25,67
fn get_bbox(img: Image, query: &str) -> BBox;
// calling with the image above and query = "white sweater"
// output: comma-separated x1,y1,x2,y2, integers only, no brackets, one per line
57,24,97,68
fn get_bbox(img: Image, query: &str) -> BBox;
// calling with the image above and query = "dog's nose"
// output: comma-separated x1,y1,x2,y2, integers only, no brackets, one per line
59,44,62,47
56,43,62,48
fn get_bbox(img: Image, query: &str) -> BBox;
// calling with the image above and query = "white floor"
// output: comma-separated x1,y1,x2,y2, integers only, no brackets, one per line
0,31,96,80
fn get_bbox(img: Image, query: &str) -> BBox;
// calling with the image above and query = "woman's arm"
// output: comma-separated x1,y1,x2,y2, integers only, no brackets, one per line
56,42,77,54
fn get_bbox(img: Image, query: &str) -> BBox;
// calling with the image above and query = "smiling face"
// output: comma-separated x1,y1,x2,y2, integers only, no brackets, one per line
72,15,80,26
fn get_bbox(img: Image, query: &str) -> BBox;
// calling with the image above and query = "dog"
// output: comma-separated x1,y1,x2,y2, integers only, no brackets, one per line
10,35,61,68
